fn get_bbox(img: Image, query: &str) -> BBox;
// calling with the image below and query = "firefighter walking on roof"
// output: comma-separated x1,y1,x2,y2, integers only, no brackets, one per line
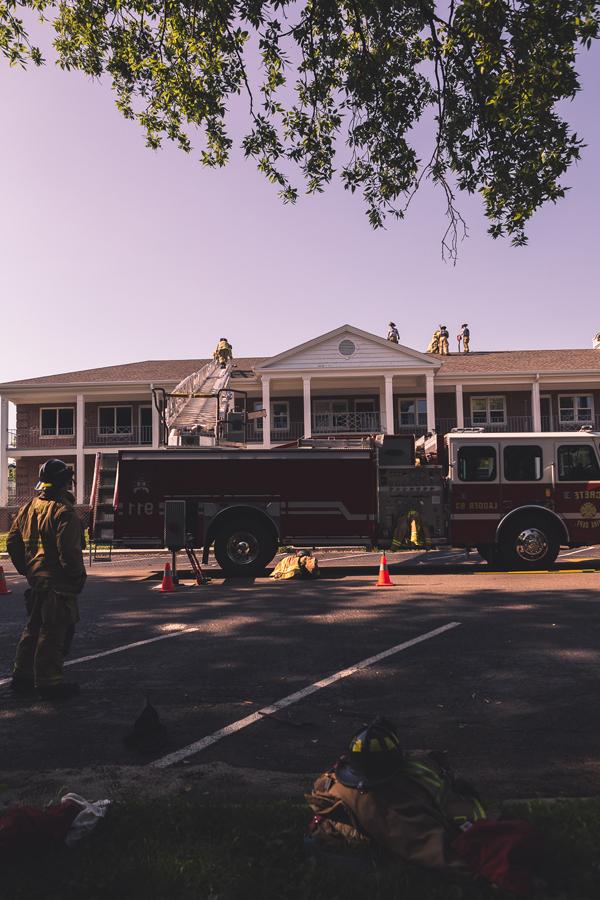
213,338,233,368
7,459,86,700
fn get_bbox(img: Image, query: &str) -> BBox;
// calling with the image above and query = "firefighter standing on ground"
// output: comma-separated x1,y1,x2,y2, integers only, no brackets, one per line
213,338,233,368
7,459,86,700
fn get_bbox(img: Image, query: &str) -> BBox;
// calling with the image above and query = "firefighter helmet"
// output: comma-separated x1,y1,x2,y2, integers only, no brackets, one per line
35,458,74,491
336,717,403,788
389,321,396,327
461,323,468,328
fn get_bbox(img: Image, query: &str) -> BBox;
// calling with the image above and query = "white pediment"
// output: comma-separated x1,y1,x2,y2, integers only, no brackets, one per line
257,325,440,373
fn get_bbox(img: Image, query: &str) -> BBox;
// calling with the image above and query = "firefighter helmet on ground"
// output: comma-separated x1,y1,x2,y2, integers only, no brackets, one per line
336,717,404,788
35,458,74,491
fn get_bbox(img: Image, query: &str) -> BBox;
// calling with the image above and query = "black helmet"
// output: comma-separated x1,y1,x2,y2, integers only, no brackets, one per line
336,717,403,789
36,458,74,491
461,323,468,328
389,321,396,327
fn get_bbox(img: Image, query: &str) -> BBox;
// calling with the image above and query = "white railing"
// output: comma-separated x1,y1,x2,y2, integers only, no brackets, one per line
167,362,215,427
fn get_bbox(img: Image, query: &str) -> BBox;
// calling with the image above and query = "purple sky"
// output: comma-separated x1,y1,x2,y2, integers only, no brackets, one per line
0,38,599,384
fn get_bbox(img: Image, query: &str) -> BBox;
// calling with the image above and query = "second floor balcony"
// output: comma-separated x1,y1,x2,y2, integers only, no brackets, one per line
8,425,153,451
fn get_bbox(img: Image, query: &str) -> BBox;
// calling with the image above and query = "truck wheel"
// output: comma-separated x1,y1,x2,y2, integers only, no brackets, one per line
213,516,277,577
498,518,560,570
476,545,500,567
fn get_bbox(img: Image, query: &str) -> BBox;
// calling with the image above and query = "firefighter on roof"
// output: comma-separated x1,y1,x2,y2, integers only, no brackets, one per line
7,459,86,701
426,328,441,354
213,337,233,368
387,322,400,343
458,323,470,353
439,325,450,355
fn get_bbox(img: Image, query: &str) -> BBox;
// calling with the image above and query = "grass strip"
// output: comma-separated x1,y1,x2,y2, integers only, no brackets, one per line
2,796,600,899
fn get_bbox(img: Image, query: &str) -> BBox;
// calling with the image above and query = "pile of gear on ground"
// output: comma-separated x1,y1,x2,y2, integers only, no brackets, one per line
305,717,543,896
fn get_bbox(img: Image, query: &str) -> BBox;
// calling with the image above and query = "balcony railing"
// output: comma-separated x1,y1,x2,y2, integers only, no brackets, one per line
7,426,153,450
312,412,381,433
85,426,152,446
8,428,76,449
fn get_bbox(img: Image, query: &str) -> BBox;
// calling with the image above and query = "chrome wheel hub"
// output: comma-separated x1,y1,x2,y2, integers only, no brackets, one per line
226,531,259,566
515,528,548,562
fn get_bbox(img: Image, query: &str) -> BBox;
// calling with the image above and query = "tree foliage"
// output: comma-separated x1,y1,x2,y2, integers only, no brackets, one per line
2,0,598,257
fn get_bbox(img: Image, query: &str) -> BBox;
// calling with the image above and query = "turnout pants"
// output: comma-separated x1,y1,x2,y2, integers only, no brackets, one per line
13,588,80,688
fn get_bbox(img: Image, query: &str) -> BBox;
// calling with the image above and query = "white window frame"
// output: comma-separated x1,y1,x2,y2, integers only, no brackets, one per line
39,407,75,438
397,397,427,427
469,396,506,426
271,400,290,432
98,405,133,435
558,394,594,425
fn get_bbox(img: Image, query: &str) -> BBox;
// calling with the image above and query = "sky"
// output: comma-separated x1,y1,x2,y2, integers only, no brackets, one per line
0,31,599,386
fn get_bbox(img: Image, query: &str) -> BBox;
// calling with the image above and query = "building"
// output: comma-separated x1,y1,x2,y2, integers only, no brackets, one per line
2,324,600,527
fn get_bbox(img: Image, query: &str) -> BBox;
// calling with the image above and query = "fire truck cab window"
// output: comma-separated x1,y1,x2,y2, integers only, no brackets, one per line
504,445,543,481
457,446,497,481
557,444,600,482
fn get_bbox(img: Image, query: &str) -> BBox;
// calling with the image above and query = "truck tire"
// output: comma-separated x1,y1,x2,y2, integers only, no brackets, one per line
213,516,277,577
476,545,500,567
497,516,560,570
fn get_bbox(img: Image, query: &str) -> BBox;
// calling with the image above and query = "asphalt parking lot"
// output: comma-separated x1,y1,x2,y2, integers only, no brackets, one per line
1,547,600,801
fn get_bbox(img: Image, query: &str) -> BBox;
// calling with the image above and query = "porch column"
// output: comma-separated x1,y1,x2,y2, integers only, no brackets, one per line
426,372,436,432
0,396,8,507
384,375,395,434
455,383,464,429
303,377,312,438
150,384,161,448
76,393,85,505
531,379,542,432
261,376,272,448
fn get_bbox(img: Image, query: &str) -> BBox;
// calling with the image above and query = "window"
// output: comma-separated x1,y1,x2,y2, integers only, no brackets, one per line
251,400,288,431
272,401,289,431
40,407,74,437
504,445,543,481
338,339,356,357
557,444,600,481
139,406,152,444
98,406,132,435
398,398,427,427
559,395,593,425
457,445,497,481
470,396,506,426
355,399,376,413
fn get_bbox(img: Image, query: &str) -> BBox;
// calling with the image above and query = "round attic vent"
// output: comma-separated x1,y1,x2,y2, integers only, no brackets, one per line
339,339,356,357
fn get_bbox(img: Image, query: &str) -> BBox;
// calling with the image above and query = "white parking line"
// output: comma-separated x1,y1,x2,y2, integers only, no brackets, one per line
150,621,461,769
0,625,203,687
559,546,594,558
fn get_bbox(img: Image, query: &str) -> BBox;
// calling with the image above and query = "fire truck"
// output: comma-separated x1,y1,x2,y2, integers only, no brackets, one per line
100,430,600,575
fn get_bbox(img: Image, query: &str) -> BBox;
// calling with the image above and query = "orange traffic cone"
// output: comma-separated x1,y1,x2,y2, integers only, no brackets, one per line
0,566,11,595
160,562,176,593
375,553,394,587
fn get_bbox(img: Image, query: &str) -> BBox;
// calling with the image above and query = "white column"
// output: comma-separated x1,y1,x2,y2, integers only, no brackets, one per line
262,377,271,448
531,379,542,432
150,384,161,448
426,373,436,432
455,383,464,429
76,393,85,505
384,375,395,434
303,377,312,438
0,396,8,507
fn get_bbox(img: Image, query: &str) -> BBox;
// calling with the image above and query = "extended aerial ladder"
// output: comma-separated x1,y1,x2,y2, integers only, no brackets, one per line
152,361,254,447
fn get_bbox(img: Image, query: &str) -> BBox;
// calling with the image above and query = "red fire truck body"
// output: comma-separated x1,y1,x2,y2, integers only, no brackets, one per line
109,430,600,573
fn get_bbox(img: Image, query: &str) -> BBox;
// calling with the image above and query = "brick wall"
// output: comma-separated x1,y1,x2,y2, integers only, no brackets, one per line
15,403,77,449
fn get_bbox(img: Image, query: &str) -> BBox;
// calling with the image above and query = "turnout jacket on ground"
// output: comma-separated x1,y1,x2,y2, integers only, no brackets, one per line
7,490,86,594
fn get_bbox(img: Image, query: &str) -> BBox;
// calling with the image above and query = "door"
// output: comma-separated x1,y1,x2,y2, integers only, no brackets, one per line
554,441,600,544
449,441,501,545
540,396,552,432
